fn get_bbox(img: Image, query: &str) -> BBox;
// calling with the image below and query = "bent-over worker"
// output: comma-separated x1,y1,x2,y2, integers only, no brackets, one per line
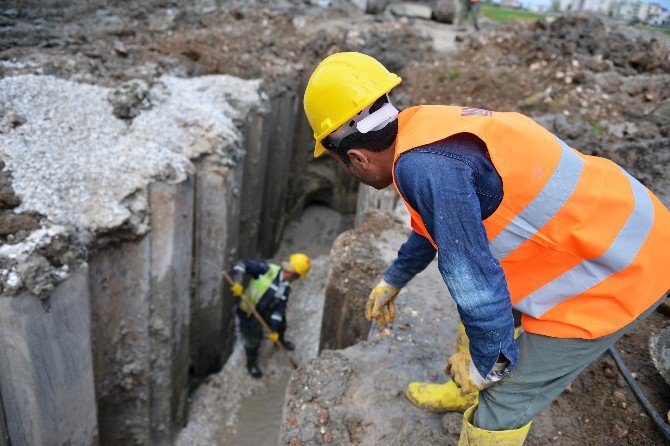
302,52,670,445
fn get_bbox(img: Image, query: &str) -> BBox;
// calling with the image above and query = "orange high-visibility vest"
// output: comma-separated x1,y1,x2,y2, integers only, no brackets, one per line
393,105,670,339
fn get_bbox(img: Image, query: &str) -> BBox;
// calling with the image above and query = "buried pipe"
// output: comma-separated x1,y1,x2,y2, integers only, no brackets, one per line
608,346,670,440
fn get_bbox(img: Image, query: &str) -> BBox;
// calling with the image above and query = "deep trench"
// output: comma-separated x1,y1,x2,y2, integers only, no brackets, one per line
217,205,354,446
176,87,359,445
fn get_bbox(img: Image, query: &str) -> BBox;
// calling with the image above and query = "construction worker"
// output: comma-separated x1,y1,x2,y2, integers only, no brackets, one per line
457,0,481,31
230,253,311,378
303,52,670,445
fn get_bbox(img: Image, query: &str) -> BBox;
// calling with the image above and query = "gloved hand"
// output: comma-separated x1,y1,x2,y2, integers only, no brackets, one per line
445,351,508,395
230,282,244,297
267,332,279,343
365,279,400,327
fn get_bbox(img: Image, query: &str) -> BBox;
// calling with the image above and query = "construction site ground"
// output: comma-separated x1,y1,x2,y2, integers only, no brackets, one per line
1,1,669,445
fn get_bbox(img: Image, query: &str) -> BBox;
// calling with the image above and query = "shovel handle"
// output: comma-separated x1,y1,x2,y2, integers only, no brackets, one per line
223,270,299,369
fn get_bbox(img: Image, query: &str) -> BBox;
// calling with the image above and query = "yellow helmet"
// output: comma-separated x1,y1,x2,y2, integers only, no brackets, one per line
288,253,311,277
304,52,402,158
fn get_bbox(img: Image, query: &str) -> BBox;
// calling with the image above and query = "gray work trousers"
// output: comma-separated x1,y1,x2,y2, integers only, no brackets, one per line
457,0,481,30
474,296,665,431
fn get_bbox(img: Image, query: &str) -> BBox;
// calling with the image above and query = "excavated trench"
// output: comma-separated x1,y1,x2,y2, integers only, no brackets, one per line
0,69,359,445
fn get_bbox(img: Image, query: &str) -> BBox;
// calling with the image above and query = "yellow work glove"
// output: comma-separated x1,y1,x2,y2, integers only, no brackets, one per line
445,351,509,395
267,332,279,343
365,279,401,327
230,282,244,297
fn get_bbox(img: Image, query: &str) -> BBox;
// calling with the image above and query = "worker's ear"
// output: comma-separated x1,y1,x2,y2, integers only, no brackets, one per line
347,149,369,170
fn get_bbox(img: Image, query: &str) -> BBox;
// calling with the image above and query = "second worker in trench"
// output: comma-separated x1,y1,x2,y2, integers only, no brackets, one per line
229,253,311,378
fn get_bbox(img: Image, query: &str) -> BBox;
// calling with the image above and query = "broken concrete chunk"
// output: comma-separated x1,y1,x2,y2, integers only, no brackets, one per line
108,78,151,119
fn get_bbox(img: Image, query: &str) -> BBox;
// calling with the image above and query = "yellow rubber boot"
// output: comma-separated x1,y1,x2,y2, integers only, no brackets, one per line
406,323,477,412
406,380,478,412
458,405,531,446
406,323,521,413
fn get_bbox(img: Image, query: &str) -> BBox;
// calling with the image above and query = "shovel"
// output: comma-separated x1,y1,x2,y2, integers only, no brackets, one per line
223,271,298,369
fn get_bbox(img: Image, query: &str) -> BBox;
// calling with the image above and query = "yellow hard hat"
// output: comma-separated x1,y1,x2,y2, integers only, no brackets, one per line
304,52,402,158
288,253,311,277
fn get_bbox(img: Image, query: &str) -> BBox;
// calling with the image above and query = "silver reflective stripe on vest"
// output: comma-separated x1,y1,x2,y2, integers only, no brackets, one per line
514,170,654,318
489,137,584,261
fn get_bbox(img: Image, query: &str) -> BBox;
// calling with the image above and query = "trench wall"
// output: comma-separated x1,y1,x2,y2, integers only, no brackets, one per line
0,76,359,445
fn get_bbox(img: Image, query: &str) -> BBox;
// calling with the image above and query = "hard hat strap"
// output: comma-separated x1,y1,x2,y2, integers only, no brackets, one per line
327,94,398,148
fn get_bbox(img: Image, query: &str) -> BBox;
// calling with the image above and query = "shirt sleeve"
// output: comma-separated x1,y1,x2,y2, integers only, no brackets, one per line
232,259,269,282
394,150,518,378
383,230,437,288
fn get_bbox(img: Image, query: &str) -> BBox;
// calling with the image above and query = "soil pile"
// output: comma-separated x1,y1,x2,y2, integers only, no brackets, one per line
402,13,670,204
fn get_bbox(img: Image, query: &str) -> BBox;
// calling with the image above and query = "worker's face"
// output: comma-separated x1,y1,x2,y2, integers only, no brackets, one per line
326,148,393,190
283,270,301,282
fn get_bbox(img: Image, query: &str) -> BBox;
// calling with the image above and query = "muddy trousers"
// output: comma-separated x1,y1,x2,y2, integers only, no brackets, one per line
474,296,664,431
238,310,287,356
457,0,480,30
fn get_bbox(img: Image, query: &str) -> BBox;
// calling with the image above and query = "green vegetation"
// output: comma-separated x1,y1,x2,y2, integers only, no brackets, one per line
433,70,461,85
591,122,602,138
636,24,670,36
481,4,547,22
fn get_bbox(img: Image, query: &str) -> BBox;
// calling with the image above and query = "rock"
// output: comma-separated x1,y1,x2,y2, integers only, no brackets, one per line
649,100,670,127
107,78,151,119
281,212,460,445
113,41,128,56
431,0,457,24
0,110,26,132
0,167,21,209
319,212,399,351
612,389,627,405
366,0,390,15
649,326,670,387
518,92,548,113
0,211,40,236
612,422,629,438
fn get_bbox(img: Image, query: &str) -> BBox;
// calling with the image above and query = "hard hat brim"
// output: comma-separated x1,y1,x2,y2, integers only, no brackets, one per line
311,73,402,158
314,140,327,158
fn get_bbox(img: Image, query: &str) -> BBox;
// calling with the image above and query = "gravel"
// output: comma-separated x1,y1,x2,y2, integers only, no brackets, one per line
0,74,263,236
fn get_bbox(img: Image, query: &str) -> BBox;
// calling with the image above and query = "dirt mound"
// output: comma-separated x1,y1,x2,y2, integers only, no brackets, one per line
489,14,670,75
0,4,432,90
402,13,670,204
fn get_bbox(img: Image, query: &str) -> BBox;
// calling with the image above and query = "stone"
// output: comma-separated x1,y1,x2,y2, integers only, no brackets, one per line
108,78,150,119
612,422,628,438
257,90,299,256
319,212,395,351
0,267,98,445
283,211,460,445
190,158,240,377
89,234,152,445
612,389,627,405
148,179,194,443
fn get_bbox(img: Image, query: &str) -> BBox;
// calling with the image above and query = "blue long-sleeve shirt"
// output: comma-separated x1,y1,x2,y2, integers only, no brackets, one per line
233,260,290,331
383,133,518,378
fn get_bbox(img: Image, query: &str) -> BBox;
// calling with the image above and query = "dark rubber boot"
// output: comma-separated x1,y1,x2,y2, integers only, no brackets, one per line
278,334,295,351
245,348,262,379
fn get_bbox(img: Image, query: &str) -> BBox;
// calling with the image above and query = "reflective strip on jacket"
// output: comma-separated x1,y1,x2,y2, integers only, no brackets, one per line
241,263,283,315
392,105,670,339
